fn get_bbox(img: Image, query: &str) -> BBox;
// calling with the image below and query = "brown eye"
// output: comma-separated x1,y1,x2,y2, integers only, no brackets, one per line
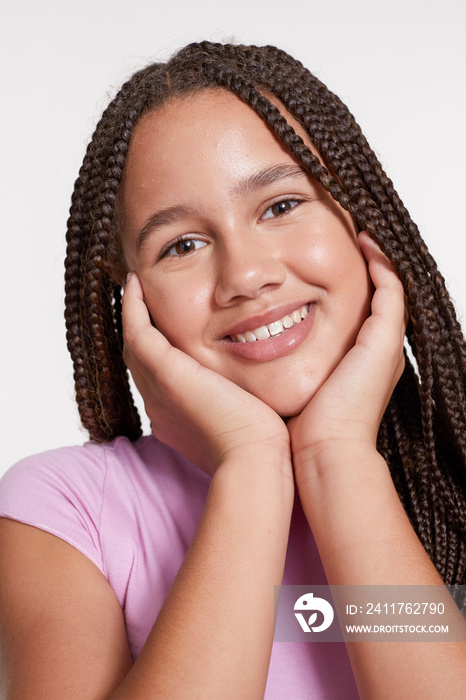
262,199,300,221
272,201,292,216
164,237,207,258
175,239,196,255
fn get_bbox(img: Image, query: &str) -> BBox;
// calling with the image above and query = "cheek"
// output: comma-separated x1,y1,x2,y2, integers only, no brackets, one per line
297,225,370,297
297,233,372,340
141,273,212,352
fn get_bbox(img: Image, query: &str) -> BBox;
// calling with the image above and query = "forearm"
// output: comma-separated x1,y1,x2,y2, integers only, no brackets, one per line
296,443,466,698
297,444,436,585
111,452,294,700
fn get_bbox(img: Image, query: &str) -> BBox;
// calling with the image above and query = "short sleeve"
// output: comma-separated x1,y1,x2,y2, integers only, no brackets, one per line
0,444,107,574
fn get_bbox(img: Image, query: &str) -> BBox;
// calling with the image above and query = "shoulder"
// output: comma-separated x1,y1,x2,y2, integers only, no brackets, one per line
0,436,210,575
0,435,209,504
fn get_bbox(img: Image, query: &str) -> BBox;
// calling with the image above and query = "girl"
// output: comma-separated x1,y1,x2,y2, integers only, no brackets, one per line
1,40,466,698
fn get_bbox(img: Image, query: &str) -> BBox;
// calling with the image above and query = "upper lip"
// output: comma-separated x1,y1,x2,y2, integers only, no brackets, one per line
220,300,312,338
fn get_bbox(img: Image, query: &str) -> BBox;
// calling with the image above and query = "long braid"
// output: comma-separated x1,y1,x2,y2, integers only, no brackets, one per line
65,41,466,583
65,63,170,440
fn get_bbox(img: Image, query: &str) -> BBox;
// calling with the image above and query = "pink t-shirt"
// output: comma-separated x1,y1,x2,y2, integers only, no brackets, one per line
0,435,359,698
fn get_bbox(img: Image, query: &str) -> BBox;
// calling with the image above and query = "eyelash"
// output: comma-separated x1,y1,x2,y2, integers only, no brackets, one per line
159,197,305,259
160,235,207,259
261,197,304,221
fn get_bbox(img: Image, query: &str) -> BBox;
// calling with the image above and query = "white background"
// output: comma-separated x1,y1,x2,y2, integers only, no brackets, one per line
1,0,465,476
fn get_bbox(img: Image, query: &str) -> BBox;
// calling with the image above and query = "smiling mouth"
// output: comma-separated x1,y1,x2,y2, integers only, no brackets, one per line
228,304,310,343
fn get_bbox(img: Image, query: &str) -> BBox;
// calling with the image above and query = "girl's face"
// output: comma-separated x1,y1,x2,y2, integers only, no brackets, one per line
120,90,372,416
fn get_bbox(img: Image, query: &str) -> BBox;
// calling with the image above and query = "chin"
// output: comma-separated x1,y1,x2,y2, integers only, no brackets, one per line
250,383,318,419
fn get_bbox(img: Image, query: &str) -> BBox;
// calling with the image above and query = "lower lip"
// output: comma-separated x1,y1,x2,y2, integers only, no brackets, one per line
220,304,316,362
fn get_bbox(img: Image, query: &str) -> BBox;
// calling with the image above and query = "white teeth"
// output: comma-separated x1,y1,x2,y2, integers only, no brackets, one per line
255,325,270,341
282,315,294,329
230,304,310,343
268,320,284,336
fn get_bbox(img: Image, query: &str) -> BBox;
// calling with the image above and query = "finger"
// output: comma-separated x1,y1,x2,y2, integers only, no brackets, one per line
122,272,153,339
122,273,203,399
358,231,398,283
358,232,402,291
122,272,171,362
358,232,406,335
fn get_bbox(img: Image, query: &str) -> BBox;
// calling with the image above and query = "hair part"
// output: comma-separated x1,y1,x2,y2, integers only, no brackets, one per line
64,41,466,583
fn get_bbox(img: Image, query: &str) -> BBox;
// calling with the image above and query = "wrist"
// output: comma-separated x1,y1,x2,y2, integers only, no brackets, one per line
293,441,396,534
293,438,382,483
213,447,294,506
216,438,292,477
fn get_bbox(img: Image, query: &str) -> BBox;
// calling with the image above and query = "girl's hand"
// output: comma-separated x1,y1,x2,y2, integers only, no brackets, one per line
288,232,407,476
122,273,291,475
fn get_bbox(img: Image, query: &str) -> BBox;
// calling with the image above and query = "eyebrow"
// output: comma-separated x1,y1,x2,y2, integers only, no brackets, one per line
233,163,308,197
136,163,309,253
136,204,197,252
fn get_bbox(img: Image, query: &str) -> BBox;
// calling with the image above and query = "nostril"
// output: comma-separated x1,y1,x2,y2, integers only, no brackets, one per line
215,260,286,307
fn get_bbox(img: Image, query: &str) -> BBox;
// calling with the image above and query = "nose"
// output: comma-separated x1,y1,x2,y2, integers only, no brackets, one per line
214,234,286,307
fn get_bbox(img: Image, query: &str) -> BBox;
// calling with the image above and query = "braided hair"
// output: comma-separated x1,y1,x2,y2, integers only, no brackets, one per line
64,41,466,584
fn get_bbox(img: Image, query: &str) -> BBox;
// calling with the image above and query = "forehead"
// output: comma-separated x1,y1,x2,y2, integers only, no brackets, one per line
123,89,313,188
132,88,297,143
